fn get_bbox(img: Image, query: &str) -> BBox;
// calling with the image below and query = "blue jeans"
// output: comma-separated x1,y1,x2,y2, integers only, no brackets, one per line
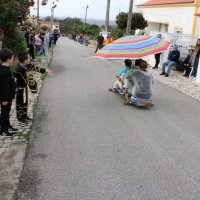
162,61,177,75
193,56,199,77
43,44,49,62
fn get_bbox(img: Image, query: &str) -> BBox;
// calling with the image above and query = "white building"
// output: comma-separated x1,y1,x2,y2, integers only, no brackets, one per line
136,0,200,35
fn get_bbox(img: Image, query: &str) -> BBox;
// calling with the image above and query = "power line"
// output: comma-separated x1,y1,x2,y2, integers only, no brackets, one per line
89,0,98,7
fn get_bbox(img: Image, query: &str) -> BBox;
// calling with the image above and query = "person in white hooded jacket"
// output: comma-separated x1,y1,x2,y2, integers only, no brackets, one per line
124,60,154,99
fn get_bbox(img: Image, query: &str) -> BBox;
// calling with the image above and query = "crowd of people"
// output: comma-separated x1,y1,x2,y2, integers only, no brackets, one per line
0,48,52,138
24,28,59,62
68,33,90,46
152,34,200,78
0,25,61,138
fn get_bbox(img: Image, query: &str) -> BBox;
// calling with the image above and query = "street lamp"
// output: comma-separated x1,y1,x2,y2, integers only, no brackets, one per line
51,1,59,32
36,0,58,29
84,5,89,30
105,0,111,32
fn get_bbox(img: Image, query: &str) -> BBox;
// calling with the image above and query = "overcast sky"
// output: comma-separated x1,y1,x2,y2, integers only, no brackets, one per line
30,0,147,20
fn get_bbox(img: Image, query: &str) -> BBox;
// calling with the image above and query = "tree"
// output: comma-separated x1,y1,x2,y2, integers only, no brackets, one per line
116,11,148,34
60,17,100,37
60,17,83,33
0,0,35,51
0,0,35,35
111,28,124,38
85,24,100,37
116,12,128,30
44,16,51,21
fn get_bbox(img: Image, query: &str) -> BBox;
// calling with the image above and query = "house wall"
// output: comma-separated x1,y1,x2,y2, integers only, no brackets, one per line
137,6,195,34
146,22,168,33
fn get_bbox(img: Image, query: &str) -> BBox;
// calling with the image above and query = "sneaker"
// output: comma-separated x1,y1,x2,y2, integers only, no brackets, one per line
0,132,15,138
165,74,169,77
152,66,158,69
25,116,33,121
18,118,27,123
7,127,18,134
160,72,165,75
112,88,117,92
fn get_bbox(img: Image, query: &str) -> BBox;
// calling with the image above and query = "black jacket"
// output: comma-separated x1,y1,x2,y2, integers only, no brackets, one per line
183,55,192,65
14,63,46,93
97,36,104,45
0,65,16,102
168,50,180,63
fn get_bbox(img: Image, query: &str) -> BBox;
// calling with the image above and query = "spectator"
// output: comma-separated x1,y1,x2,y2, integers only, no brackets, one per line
34,32,42,56
39,30,45,55
53,31,59,45
95,33,104,53
49,32,54,48
43,29,50,62
84,34,89,46
24,28,30,48
14,52,52,122
183,49,194,77
0,48,18,137
29,29,35,60
160,45,180,77
191,39,200,77
153,33,162,69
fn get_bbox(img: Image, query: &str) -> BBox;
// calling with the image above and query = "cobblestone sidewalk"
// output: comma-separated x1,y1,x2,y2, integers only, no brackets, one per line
149,67,200,101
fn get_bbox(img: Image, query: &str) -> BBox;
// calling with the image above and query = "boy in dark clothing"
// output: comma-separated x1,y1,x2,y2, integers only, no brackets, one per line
95,33,104,53
14,52,52,122
183,49,194,77
29,29,35,60
0,48,18,137
24,28,30,48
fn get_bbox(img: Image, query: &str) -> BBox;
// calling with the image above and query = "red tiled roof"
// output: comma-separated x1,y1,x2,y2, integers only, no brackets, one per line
39,21,60,26
138,0,195,6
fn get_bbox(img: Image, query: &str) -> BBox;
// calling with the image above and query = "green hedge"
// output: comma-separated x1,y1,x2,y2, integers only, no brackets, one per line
2,29,28,54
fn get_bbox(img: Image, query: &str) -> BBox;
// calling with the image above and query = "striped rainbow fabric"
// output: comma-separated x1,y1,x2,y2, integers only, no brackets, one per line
93,35,170,59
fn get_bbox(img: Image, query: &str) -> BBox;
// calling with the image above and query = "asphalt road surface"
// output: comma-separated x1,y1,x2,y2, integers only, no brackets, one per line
15,38,200,200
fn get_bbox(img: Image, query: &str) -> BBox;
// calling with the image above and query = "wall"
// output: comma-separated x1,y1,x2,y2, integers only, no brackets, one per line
138,6,195,34
146,22,168,34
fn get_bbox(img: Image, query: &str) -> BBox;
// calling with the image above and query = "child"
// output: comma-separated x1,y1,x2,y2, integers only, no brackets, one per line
123,59,142,95
0,48,18,137
125,60,154,100
112,59,132,92
14,52,52,122
183,49,194,77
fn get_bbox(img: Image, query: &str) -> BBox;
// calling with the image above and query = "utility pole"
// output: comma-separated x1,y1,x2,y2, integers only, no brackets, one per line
51,3,57,32
84,5,89,29
126,0,134,35
105,0,111,32
37,0,40,28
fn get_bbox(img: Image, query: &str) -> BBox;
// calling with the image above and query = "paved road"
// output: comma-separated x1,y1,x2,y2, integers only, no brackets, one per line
15,38,200,200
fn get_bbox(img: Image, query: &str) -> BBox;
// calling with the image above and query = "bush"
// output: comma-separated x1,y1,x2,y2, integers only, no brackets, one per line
111,28,124,38
2,29,28,54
